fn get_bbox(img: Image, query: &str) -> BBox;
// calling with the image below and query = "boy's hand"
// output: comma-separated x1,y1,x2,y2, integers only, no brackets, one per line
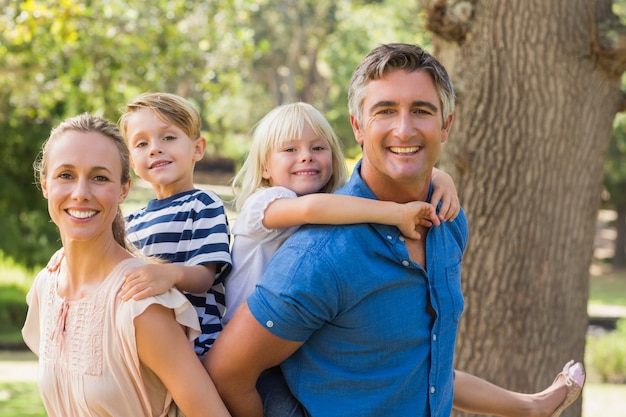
398,202,441,240
431,168,460,222
120,263,179,301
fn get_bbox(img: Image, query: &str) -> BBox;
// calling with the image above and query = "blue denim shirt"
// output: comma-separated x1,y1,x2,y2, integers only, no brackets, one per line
248,161,468,417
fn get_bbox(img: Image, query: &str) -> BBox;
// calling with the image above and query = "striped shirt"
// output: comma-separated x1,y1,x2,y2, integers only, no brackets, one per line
125,189,232,357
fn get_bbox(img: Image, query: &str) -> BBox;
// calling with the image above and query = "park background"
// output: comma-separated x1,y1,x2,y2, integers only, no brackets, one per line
2,1,626,416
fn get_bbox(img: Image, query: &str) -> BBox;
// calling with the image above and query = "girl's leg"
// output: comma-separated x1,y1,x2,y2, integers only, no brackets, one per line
453,361,585,417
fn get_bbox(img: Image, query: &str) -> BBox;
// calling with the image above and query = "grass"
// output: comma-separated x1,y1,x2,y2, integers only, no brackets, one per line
589,266,626,307
0,382,46,417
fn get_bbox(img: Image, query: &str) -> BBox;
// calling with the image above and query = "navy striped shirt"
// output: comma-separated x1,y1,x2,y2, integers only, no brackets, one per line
125,189,232,357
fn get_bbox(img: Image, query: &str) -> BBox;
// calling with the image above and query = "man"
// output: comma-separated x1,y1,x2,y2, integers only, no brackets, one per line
205,43,465,417
204,43,582,417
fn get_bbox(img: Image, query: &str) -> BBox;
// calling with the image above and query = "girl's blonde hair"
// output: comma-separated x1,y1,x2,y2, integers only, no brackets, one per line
118,92,202,141
232,102,347,211
34,113,132,250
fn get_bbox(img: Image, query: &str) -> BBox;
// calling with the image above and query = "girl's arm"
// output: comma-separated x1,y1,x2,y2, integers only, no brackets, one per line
263,194,440,240
135,304,232,417
431,166,460,222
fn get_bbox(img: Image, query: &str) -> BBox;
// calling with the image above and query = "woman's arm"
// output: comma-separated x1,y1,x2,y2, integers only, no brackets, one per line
135,304,231,417
263,194,440,240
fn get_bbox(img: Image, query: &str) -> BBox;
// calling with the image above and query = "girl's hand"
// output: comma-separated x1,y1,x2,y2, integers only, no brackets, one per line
431,168,460,222
120,264,178,301
398,202,441,240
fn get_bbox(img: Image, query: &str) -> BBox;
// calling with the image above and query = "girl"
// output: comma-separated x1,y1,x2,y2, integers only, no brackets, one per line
223,102,456,324
22,113,230,417
218,102,584,417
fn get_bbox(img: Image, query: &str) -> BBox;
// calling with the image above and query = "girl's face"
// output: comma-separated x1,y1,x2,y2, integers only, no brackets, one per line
41,130,130,245
262,122,333,196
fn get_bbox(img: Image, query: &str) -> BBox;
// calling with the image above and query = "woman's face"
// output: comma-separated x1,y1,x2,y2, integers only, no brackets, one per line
41,130,130,244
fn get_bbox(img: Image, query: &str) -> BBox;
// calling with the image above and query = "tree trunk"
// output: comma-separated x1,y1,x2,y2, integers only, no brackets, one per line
423,1,626,416
613,203,626,268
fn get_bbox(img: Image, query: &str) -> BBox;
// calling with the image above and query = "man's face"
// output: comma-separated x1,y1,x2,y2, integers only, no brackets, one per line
351,69,453,201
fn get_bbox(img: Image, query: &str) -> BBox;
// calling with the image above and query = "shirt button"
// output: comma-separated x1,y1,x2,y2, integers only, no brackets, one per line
432,334,437,341
386,235,393,240
399,236,406,242
402,260,410,267
266,321,274,328
430,386,436,394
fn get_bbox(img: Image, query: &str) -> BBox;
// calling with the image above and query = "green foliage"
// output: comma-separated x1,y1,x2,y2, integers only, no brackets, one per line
586,319,626,384
0,284,28,336
1,0,429,269
0,113,60,268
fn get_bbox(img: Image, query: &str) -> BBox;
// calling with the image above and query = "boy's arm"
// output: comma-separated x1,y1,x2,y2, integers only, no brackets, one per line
120,263,217,301
431,166,460,222
263,194,440,240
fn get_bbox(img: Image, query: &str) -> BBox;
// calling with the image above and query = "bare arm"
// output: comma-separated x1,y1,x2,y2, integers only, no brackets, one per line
203,302,303,417
135,304,231,417
120,263,217,301
263,194,440,240
431,166,460,222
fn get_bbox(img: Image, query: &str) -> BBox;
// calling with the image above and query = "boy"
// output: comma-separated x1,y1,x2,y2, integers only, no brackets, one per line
119,92,231,358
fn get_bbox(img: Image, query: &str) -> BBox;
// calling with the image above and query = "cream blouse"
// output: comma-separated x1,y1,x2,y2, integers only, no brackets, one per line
22,249,201,417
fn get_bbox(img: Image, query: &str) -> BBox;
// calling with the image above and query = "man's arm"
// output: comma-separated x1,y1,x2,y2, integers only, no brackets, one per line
203,302,303,417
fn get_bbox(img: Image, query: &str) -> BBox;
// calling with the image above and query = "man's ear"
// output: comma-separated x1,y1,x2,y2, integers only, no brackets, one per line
350,115,364,146
441,114,454,144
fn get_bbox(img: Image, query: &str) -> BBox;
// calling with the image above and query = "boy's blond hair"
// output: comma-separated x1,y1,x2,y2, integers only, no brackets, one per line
233,102,348,211
119,92,202,141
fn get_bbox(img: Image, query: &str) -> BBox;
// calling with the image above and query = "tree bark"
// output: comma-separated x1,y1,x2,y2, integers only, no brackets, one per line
423,1,626,416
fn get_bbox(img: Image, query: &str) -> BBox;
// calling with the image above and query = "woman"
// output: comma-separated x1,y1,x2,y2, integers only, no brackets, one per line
22,113,230,417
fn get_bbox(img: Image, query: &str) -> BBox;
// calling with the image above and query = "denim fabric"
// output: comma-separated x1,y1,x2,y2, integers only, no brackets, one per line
248,160,469,417
257,367,307,417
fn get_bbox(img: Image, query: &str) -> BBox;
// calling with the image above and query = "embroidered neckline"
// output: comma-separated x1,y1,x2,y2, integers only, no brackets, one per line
51,297,69,342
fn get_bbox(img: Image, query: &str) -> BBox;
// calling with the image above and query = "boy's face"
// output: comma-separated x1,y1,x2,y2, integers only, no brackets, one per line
124,108,205,199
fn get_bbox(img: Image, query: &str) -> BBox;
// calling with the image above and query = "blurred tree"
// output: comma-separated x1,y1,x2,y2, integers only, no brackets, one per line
604,113,626,268
242,0,431,157
0,0,429,268
423,1,626,415
601,0,626,269
0,0,253,267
